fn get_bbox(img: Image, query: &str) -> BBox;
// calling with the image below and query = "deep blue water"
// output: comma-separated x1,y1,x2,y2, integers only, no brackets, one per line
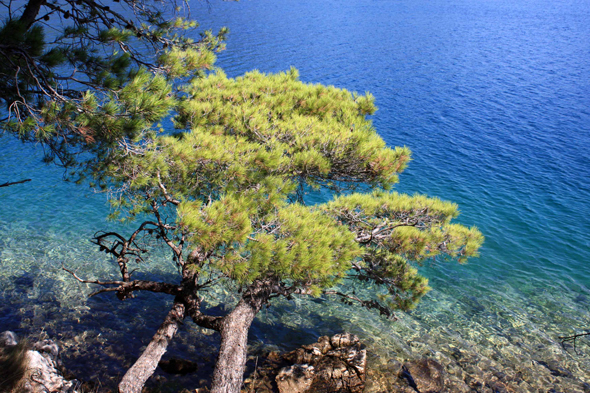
197,0,590,291
1,0,590,390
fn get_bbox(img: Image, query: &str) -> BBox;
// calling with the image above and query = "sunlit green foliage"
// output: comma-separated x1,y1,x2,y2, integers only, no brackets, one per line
0,0,227,167
323,191,484,310
175,69,409,189
102,69,482,315
3,1,483,388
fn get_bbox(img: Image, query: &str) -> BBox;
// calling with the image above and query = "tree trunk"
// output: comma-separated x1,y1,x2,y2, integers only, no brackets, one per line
118,300,186,393
19,0,46,28
210,298,258,393
210,279,274,393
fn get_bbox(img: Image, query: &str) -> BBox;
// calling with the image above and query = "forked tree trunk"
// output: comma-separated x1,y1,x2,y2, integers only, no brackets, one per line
209,298,260,393
118,300,186,393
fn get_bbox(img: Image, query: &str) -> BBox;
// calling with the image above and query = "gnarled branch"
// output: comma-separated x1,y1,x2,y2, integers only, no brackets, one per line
62,266,182,299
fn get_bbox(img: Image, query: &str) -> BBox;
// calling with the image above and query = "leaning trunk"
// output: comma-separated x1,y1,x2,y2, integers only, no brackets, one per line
210,298,259,393
119,300,186,393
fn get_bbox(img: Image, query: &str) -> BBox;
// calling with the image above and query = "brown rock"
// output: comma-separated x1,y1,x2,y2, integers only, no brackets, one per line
248,333,367,393
301,335,332,355
276,364,315,393
283,335,366,393
310,351,365,393
331,333,359,349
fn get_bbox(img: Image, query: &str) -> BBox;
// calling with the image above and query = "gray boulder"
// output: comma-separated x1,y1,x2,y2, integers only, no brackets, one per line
0,331,18,347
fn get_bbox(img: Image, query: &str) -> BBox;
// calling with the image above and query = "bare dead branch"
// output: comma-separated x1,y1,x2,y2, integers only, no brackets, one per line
150,199,182,257
157,172,180,205
62,266,182,298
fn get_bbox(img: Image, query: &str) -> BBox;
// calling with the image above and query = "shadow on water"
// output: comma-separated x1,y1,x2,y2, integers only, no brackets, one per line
148,305,358,392
0,256,356,391
1,270,62,332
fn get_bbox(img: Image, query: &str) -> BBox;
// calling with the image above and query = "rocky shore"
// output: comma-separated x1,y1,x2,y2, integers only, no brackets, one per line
0,331,79,393
2,330,589,393
241,333,491,393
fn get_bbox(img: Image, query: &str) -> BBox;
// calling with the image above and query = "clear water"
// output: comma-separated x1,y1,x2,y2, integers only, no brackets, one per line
1,0,590,390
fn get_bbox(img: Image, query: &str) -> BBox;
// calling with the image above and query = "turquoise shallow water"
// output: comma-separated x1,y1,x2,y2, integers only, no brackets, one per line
1,0,590,390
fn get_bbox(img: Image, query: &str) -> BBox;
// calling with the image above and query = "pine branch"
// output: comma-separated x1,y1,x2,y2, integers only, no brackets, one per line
324,290,397,320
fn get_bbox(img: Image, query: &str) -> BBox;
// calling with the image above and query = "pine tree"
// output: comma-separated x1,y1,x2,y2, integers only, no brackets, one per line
0,0,226,169
2,2,483,391
65,69,484,393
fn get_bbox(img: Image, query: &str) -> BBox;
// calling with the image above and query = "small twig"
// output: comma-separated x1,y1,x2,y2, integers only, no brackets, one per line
0,179,32,187
559,332,590,355
157,172,180,205
250,356,259,393
62,266,125,286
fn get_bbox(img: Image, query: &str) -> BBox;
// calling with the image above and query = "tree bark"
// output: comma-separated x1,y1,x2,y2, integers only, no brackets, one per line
118,300,186,393
210,279,274,393
19,0,46,28
210,298,258,393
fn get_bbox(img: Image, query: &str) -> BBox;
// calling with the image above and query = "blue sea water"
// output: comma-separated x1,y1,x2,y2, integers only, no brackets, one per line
1,0,590,390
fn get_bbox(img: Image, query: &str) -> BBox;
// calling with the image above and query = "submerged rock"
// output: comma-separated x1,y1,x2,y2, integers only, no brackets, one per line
158,357,199,375
402,358,444,393
0,331,79,393
535,359,574,378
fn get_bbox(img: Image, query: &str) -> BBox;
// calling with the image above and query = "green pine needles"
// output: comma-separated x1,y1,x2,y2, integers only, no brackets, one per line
84,68,482,391
98,68,482,316
1,0,226,168
1,2,483,388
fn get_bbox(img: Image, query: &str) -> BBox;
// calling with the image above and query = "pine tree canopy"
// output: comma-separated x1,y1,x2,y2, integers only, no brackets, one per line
2,1,483,390
0,0,226,167
97,68,483,316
